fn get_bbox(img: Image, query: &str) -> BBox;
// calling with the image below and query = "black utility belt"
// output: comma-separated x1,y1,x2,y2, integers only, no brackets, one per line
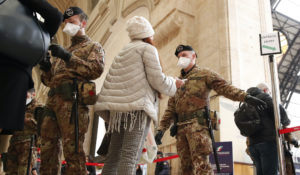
48,80,97,105
178,109,207,125
10,135,32,143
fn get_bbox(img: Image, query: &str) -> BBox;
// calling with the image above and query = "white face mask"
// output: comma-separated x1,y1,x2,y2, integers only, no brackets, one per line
26,98,32,105
63,23,81,36
177,57,191,69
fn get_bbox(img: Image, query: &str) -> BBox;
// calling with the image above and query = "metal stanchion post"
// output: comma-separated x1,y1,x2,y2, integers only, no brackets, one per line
269,54,286,175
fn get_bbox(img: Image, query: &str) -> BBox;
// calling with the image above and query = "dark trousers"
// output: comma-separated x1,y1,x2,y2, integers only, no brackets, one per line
0,61,31,130
249,141,278,175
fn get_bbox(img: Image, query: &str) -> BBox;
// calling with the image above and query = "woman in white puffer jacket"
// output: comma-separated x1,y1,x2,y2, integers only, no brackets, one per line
95,16,184,175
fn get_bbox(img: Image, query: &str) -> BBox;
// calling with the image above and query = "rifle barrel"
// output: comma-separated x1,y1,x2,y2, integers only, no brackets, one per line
73,79,79,154
27,135,34,175
205,106,220,173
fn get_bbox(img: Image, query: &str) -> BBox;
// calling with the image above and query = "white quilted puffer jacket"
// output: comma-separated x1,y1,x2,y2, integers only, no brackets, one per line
95,40,176,124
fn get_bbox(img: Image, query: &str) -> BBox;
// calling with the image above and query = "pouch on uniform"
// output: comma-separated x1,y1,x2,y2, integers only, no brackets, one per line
210,111,220,131
78,81,97,105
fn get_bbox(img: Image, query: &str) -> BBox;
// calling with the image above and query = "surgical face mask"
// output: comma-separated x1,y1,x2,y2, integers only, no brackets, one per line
26,98,32,105
177,57,191,69
63,23,81,36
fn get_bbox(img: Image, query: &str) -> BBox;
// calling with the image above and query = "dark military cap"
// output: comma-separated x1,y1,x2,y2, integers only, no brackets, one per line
175,44,195,57
157,151,163,156
63,7,84,21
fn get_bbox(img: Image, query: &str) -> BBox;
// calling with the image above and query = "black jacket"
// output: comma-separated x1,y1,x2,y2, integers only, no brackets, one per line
247,87,290,145
0,0,62,80
0,0,62,131
136,168,143,175
19,0,62,38
155,161,170,175
87,165,96,175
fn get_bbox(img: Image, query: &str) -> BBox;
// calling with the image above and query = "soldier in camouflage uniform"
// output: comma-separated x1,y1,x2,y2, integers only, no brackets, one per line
155,45,266,175
39,7,105,175
284,132,299,175
5,89,38,175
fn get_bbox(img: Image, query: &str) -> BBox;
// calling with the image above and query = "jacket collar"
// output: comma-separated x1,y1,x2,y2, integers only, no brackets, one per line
181,64,197,77
71,35,90,46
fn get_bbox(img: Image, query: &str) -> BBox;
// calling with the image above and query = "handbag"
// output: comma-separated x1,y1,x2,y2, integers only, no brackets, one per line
139,129,158,164
0,0,50,66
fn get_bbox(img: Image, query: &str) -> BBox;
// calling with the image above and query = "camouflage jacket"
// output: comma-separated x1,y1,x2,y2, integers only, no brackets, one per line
11,99,38,143
42,35,105,88
159,65,247,131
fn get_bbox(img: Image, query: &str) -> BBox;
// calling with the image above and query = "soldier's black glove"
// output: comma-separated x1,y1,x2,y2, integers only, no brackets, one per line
49,44,72,62
170,124,177,137
290,139,299,148
155,130,165,145
244,95,267,109
39,52,52,72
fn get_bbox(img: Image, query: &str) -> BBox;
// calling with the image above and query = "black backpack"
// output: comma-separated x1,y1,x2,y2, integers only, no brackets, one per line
234,102,263,137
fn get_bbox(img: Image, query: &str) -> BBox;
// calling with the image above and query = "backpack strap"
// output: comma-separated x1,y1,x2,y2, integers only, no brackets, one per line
239,102,243,108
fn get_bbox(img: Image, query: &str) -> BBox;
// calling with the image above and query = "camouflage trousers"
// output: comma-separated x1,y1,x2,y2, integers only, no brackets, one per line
285,150,295,175
5,141,36,175
176,120,213,175
40,95,89,175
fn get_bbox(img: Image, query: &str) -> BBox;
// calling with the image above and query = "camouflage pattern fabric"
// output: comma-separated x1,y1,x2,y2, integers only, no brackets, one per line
176,119,213,175
284,131,297,175
159,65,248,175
41,35,104,88
40,95,89,175
5,141,36,175
5,100,38,175
285,150,295,175
159,65,247,131
40,35,104,175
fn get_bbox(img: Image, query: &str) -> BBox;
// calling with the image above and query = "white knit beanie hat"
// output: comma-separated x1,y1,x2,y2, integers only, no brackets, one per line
126,16,154,40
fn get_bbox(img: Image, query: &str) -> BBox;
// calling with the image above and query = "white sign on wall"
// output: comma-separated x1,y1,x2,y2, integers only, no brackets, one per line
259,32,282,55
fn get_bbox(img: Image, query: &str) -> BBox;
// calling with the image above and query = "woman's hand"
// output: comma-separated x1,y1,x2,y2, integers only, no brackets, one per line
175,78,185,88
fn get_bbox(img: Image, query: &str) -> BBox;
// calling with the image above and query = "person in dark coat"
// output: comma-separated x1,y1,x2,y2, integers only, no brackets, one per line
155,151,170,175
247,87,290,175
0,0,62,132
86,155,96,175
136,165,143,175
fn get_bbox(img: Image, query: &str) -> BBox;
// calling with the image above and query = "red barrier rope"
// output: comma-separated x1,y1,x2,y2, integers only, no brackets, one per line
86,162,104,166
279,126,300,134
58,154,180,166
153,154,179,163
